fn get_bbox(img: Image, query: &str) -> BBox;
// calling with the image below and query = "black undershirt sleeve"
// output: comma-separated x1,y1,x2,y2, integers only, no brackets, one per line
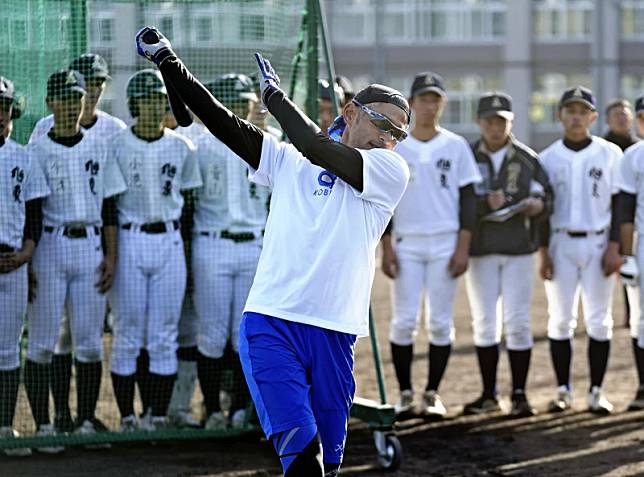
180,190,196,244
101,197,118,227
382,219,393,237
158,57,264,169
622,191,636,224
459,184,476,232
24,198,43,245
609,193,621,243
537,218,551,248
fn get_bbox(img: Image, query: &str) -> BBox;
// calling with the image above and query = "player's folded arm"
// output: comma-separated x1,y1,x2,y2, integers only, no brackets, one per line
458,184,477,232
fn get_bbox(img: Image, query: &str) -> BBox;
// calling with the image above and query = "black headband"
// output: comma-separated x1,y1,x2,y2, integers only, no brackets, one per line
354,84,410,123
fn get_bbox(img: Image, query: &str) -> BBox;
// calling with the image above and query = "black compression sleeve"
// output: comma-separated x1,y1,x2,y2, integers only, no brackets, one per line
383,219,393,236
180,190,196,244
24,199,43,245
609,193,621,243
538,219,551,247
622,192,636,224
265,88,364,191
459,184,476,232
158,57,264,169
101,197,118,227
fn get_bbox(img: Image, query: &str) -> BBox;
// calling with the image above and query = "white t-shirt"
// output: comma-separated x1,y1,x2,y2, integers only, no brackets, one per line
175,123,207,143
489,145,509,175
30,110,126,142
111,128,202,224
392,129,481,236
539,136,622,232
243,133,409,336
28,133,127,227
617,140,644,234
0,139,50,248
193,134,270,234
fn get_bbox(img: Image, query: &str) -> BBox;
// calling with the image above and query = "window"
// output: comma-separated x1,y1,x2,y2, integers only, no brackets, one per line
622,1,644,39
441,74,502,130
90,15,114,45
533,0,593,41
195,17,212,42
531,72,592,128
620,74,644,103
240,14,264,42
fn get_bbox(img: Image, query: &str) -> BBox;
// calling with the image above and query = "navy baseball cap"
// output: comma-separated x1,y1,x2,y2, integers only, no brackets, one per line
477,92,514,120
69,53,110,81
46,69,86,98
127,69,166,98
410,72,447,99
206,73,258,106
559,86,596,111
635,95,644,115
354,84,411,123
319,79,344,103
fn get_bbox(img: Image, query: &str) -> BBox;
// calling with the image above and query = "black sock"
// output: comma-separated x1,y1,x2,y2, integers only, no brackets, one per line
549,338,572,388
476,345,499,398
150,373,176,417
231,352,250,411
75,360,102,422
588,338,610,389
111,373,135,418
632,338,644,386
177,345,198,362
50,353,72,421
426,343,451,392
508,349,531,394
197,352,223,415
136,349,152,413
0,368,20,427
390,343,413,392
24,359,51,427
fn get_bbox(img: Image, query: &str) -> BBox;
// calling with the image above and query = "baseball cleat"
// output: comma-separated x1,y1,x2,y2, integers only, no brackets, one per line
0,427,32,457
168,410,201,428
54,412,75,433
205,411,227,431
547,385,572,413
35,424,65,454
463,395,501,415
231,409,250,429
510,391,537,418
421,390,446,419
75,418,111,449
119,415,138,433
627,385,644,411
587,386,613,415
394,389,415,415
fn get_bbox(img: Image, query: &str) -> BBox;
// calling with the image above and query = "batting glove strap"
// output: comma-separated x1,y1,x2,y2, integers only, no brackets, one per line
136,26,176,66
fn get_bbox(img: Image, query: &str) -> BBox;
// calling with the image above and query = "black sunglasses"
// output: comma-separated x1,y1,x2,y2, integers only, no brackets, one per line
352,99,408,142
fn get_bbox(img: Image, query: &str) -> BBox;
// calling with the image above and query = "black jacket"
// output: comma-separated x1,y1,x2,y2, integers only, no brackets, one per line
470,135,553,256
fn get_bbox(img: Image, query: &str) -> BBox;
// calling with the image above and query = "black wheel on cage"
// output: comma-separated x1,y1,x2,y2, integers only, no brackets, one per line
375,432,402,471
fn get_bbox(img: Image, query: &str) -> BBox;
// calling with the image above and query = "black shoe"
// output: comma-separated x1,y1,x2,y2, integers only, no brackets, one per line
463,395,500,415
510,392,536,418
54,413,75,433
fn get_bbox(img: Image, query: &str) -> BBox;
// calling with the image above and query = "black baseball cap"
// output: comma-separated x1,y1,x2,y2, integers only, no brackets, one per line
126,69,166,98
477,92,514,120
46,69,86,99
335,75,354,98
559,85,596,111
206,73,258,106
354,84,411,123
635,95,644,115
69,53,110,81
0,77,15,102
319,79,344,104
410,72,447,99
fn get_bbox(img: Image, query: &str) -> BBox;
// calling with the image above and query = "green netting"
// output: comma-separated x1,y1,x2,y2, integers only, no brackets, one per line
0,0,322,451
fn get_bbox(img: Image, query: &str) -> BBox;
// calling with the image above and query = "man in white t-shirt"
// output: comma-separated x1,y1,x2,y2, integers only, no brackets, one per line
137,27,409,477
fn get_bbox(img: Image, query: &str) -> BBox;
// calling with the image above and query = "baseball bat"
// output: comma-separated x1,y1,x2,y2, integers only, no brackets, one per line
141,29,193,127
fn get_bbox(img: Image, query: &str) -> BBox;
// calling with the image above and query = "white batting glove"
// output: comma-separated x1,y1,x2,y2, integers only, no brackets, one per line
620,255,639,287
136,26,175,66
254,52,281,108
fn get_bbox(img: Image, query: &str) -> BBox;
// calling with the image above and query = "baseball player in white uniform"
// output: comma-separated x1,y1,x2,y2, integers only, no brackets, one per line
190,74,270,431
381,72,480,419
29,53,127,435
25,70,126,450
0,77,49,457
109,69,202,432
465,92,552,417
538,86,623,415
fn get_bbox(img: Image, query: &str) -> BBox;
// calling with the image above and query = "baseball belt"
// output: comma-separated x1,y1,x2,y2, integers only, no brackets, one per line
44,225,101,238
121,220,179,234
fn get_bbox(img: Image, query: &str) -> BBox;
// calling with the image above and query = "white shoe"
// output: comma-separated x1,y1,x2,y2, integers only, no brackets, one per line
168,410,200,428
230,409,249,429
140,415,168,432
394,389,414,415
588,386,613,415
35,424,64,454
119,415,138,433
548,385,572,413
421,390,446,418
167,360,198,424
205,411,227,431
0,427,31,457
74,419,111,449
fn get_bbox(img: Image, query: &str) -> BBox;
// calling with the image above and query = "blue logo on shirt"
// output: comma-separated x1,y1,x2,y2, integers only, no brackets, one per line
314,170,337,197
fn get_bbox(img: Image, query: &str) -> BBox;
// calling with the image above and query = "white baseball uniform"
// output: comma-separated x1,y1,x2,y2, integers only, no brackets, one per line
616,141,644,346
539,137,622,341
26,133,126,364
388,130,481,346
29,110,126,143
109,127,202,377
0,139,49,371
191,133,270,358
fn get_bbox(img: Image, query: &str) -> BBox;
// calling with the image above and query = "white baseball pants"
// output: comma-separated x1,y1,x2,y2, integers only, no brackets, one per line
0,264,28,370
629,236,644,347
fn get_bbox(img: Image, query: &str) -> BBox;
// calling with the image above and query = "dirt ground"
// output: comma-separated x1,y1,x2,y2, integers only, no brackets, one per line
3,266,644,477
